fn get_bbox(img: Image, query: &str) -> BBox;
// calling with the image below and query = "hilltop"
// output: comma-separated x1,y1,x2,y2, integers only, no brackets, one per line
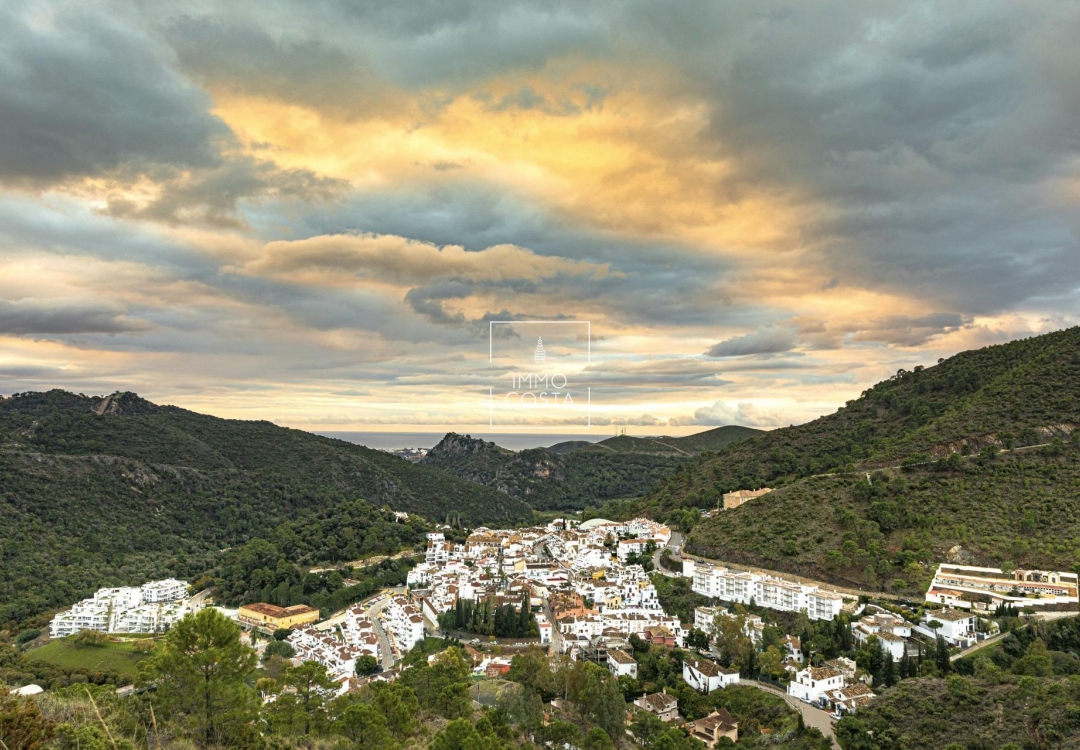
422,425,761,511
636,326,1080,594
0,390,530,626
645,326,1080,511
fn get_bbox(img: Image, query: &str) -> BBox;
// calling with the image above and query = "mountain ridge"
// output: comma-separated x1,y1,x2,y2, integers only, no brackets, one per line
0,390,531,626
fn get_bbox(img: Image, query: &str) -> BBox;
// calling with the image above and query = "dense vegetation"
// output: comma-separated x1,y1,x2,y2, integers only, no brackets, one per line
0,390,530,628
682,438,1080,594
211,539,417,613
644,326,1080,512
437,593,538,638
628,327,1080,591
421,427,763,511
842,616,1080,749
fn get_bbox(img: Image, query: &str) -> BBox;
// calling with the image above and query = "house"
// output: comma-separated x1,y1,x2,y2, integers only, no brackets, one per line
642,625,677,647
926,563,1079,611
683,657,739,693
686,708,738,747
238,603,319,631
617,539,649,562
485,661,512,678
824,682,876,715
787,666,844,705
917,608,977,648
854,612,911,660
781,635,803,663
607,649,638,679
633,691,679,722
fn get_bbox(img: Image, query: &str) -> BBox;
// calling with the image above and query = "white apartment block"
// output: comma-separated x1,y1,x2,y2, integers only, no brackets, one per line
49,579,195,638
692,563,845,621
380,597,425,654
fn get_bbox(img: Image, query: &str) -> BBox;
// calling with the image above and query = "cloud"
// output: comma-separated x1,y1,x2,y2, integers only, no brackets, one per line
669,400,790,429
852,312,971,346
0,298,149,335
243,233,610,286
0,7,341,227
705,326,799,357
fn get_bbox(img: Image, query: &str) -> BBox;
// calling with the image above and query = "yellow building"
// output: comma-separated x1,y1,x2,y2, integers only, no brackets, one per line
238,602,319,630
722,487,772,510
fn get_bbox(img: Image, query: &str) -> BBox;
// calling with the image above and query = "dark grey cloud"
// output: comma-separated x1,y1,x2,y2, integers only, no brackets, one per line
0,298,149,335
0,6,341,227
705,326,798,357
0,9,226,185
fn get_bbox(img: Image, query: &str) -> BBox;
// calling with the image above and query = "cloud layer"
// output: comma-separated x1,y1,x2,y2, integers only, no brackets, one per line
0,0,1078,431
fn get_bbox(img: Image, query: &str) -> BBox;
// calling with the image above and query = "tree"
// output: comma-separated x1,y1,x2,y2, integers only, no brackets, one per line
142,608,258,748
835,716,876,749
935,635,951,675
0,688,55,750
431,717,498,750
369,682,419,738
686,628,710,651
355,654,380,676
333,702,390,750
582,726,616,750
583,667,626,743
266,660,338,736
758,646,784,680
263,640,295,660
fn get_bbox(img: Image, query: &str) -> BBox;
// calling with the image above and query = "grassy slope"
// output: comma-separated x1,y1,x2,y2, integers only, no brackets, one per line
0,391,529,625
27,638,147,678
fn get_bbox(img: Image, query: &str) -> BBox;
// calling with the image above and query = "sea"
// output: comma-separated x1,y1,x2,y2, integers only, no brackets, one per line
315,430,606,452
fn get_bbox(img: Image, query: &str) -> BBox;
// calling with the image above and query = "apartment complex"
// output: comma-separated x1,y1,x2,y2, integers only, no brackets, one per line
49,579,194,637
691,562,845,621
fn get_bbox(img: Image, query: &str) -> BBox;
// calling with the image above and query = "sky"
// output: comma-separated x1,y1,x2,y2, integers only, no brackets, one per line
1,0,1079,435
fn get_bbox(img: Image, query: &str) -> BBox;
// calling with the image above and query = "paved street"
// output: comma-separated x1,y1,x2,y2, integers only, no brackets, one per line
746,680,838,748
652,530,684,572
365,586,406,669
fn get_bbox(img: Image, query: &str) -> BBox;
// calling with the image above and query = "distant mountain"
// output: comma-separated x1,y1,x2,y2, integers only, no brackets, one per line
0,391,531,626
422,425,763,511
640,326,1080,596
575,426,764,456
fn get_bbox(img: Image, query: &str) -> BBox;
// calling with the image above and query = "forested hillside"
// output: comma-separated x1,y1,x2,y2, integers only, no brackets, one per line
683,439,1080,595
421,426,762,511
0,391,529,627
634,326,1080,595
422,432,681,510
840,616,1080,749
645,326,1080,512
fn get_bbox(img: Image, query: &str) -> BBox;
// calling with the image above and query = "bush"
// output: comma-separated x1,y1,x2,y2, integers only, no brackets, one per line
15,629,41,644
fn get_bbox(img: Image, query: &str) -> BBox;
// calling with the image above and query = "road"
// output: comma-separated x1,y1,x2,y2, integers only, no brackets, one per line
745,680,838,748
652,531,684,573
366,586,407,670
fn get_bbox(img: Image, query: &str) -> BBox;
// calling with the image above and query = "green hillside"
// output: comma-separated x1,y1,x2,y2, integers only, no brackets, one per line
573,425,763,456
683,440,1080,595
422,432,683,511
635,326,1080,594
422,425,762,511
646,326,1080,509
0,391,530,627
